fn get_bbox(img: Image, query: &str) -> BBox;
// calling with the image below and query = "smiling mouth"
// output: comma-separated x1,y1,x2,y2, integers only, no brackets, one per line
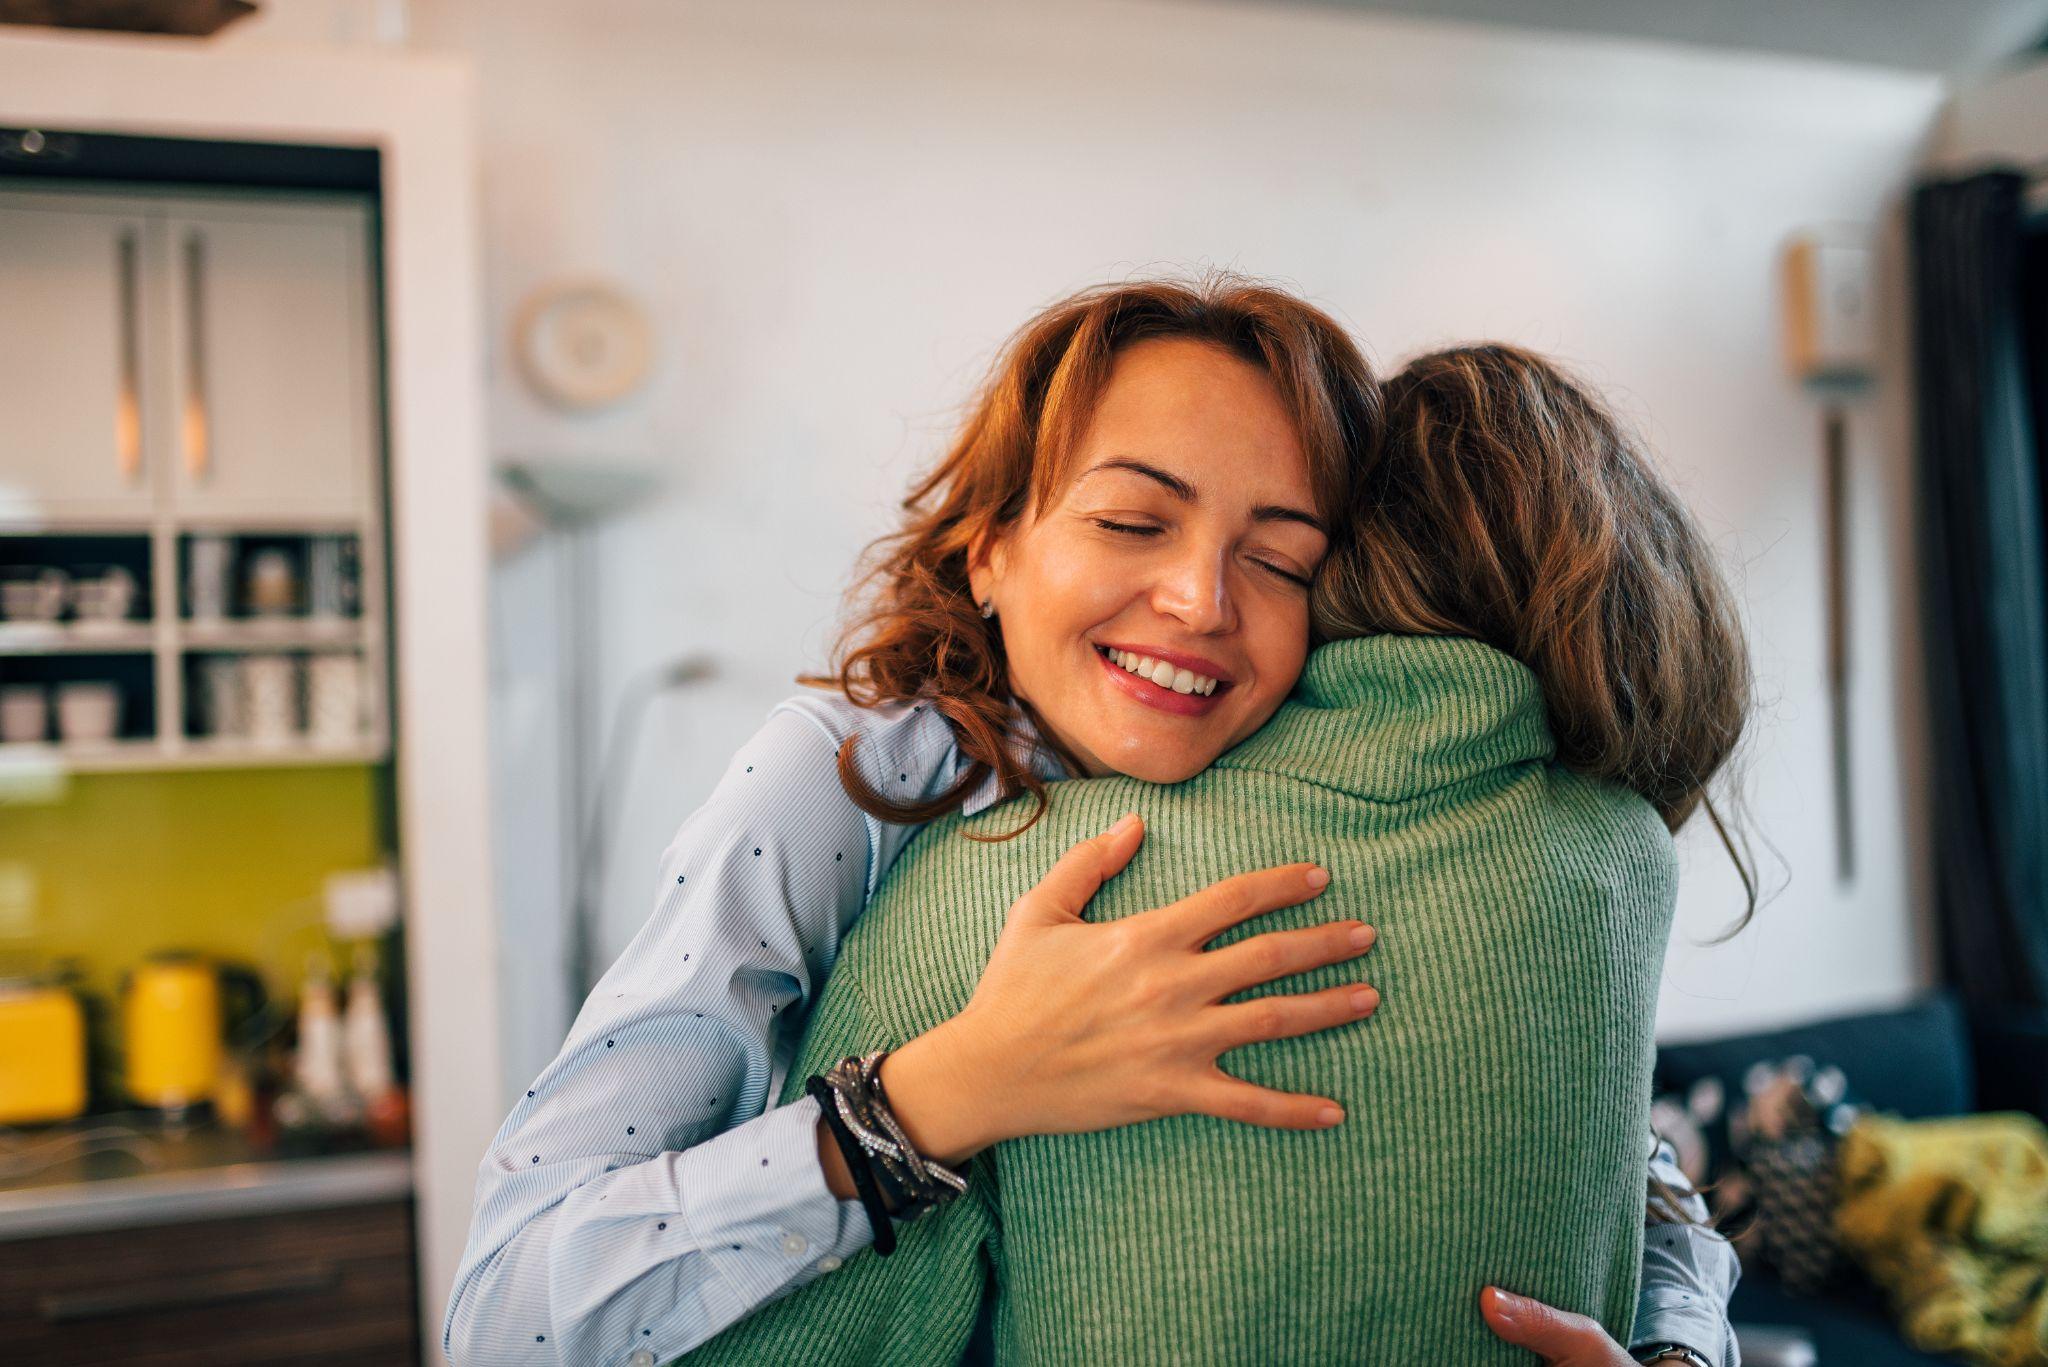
1093,644,1230,698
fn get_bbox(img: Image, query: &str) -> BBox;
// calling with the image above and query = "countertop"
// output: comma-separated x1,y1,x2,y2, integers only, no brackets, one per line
0,1118,413,1241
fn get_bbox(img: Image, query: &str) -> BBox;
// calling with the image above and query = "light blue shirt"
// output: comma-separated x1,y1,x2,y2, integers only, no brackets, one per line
443,691,1737,1366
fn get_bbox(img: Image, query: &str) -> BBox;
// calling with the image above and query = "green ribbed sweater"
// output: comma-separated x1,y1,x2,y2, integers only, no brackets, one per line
681,635,1677,1365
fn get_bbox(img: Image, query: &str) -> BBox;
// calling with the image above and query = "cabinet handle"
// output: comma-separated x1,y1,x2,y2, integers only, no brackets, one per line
38,1259,340,1322
181,229,211,483
115,229,141,484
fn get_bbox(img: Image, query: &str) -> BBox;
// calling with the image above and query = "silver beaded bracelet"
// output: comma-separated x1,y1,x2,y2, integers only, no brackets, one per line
821,1052,969,1219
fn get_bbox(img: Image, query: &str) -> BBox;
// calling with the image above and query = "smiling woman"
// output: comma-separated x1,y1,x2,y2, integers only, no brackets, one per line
812,280,1375,819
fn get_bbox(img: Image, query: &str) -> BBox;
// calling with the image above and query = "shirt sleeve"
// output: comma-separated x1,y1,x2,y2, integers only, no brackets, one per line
443,699,946,1367
1630,1134,1742,1366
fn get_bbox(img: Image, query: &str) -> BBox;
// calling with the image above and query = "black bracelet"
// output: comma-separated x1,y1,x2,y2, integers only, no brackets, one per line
807,1075,897,1255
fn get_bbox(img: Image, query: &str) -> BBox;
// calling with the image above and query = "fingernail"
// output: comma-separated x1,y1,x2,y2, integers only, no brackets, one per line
1304,866,1330,889
1349,924,1374,949
1350,988,1377,1013
1317,1106,1343,1126
1109,813,1139,836
1487,1288,1522,1323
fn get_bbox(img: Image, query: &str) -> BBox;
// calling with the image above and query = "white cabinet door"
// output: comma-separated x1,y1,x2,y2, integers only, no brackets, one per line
0,199,156,523
165,201,376,522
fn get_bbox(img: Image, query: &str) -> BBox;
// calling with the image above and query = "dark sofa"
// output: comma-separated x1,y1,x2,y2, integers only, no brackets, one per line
1654,994,2048,1366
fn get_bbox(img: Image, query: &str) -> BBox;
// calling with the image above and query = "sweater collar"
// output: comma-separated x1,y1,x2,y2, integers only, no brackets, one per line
959,634,1552,815
1211,635,1555,802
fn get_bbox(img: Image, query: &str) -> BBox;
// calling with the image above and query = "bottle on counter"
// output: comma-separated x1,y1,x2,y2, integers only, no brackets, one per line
293,953,350,1121
342,943,394,1103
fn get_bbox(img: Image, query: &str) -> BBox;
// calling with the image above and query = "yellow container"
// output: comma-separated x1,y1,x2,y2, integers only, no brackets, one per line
124,955,222,1111
0,985,88,1124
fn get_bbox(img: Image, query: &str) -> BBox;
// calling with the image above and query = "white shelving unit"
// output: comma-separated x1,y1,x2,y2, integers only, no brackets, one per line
0,187,389,774
1,38,494,1346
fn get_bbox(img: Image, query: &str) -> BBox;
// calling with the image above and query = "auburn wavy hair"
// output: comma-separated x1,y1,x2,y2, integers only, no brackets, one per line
1315,342,1758,923
799,275,1384,838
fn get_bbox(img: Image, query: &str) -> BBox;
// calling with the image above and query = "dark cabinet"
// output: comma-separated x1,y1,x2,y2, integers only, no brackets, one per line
0,1199,418,1365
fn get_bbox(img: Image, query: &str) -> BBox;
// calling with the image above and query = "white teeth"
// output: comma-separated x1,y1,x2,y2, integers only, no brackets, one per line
1101,646,1219,697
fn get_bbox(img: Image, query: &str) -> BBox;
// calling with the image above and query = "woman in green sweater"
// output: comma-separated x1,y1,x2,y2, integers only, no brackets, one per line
450,274,1745,1366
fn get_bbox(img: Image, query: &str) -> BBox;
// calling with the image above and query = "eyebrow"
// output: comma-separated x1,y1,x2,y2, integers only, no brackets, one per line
1081,456,1328,536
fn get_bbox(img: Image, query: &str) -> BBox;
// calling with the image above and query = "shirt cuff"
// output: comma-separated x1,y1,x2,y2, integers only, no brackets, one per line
1631,1294,1738,1367
676,1092,876,1305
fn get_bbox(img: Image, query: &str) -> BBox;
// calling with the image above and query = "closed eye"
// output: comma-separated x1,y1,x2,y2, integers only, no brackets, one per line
1093,519,1313,589
1259,561,1314,589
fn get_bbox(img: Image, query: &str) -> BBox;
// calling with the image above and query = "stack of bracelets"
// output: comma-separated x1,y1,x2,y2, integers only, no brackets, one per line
805,1050,969,1255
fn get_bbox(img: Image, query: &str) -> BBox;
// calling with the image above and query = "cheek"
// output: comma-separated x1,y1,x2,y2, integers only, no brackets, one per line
1240,606,1312,714
1010,536,1128,642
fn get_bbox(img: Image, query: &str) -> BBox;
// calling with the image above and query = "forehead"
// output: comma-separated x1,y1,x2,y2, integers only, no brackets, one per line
1054,336,1313,501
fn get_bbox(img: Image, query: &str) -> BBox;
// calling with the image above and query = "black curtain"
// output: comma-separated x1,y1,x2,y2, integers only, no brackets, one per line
1911,171,2048,1015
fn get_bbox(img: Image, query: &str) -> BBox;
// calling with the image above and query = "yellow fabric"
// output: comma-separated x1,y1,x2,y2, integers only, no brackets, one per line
1834,1113,2048,1367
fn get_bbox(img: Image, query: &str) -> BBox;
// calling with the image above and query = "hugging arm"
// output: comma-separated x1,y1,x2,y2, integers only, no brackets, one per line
442,705,886,1366
1490,1143,1739,1364
1630,1136,1739,1363
678,969,1000,1366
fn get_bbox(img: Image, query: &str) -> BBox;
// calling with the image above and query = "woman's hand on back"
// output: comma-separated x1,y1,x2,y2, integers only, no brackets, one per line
876,813,1377,1162
1479,1288,1643,1365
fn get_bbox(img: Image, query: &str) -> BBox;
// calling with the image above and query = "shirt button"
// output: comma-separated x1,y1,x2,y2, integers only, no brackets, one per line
630,1352,656,1367
818,1254,843,1271
779,1231,807,1256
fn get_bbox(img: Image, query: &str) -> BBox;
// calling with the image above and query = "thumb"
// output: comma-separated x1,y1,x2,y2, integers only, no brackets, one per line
1010,813,1144,926
1479,1287,1608,1365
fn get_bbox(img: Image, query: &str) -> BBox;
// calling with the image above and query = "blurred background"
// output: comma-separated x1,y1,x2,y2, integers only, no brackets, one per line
1,0,2045,1362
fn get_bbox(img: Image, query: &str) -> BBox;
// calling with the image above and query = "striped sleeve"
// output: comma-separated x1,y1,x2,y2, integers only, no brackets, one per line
442,697,963,1366
1631,1134,1742,1365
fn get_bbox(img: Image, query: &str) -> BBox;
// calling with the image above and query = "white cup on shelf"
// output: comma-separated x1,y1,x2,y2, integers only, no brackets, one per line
55,682,120,745
1,568,68,624
1,685,48,744
307,653,364,747
196,656,247,739
70,566,138,629
243,654,302,748
187,535,233,622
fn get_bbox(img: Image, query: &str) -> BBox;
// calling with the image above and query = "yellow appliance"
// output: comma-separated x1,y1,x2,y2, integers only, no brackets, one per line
0,983,88,1124
124,954,224,1111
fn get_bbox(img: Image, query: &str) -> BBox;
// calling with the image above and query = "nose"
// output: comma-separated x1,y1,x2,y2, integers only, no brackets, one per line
1149,539,1236,635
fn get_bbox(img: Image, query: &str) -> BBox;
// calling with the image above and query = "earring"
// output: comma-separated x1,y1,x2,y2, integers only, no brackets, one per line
978,598,996,620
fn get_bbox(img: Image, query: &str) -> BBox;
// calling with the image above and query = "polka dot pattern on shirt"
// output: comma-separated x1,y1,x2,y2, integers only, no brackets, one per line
450,692,1076,1361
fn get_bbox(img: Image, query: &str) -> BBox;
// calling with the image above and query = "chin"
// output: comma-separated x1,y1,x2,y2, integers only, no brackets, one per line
1099,745,1217,786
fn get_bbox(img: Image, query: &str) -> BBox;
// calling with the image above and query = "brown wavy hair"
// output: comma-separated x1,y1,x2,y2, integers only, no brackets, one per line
1314,342,1758,924
799,275,1384,838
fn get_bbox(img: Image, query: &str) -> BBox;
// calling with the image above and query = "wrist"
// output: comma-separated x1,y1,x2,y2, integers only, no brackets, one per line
1628,1345,1714,1367
874,1019,1007,1164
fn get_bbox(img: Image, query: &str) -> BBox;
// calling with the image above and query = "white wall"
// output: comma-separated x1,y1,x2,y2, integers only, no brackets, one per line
409,0,1949,1080
1934,52,2048,166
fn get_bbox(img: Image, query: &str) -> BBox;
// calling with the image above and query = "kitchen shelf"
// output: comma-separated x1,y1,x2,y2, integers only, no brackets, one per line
176,736,386,767
178,618,367,651
0,737,385,776
0,623,157,656
0,739,170,774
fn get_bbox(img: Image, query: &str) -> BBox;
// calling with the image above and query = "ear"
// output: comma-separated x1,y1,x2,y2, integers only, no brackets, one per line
966,524,1011,609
